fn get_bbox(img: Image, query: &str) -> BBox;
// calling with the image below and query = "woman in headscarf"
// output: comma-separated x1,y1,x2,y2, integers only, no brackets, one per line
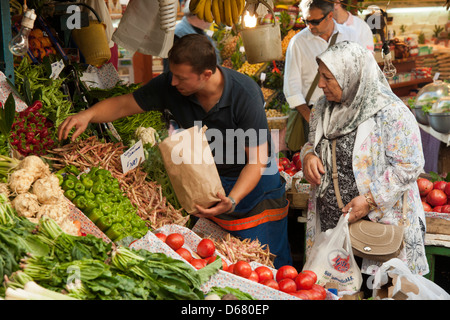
300,41,429,280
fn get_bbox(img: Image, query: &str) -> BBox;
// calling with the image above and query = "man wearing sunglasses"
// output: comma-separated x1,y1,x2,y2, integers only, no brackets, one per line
333,0,374,52
283,0,365,152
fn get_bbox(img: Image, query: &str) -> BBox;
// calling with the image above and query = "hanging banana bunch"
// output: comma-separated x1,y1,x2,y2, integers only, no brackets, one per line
190,0,245,27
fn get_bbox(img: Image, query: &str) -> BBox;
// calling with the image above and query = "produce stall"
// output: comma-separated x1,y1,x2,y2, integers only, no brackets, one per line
0,0,339,303
1,0,449,304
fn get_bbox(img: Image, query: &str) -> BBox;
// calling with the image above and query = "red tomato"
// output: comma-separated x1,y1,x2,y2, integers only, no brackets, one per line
292,152,301,165
227,263,235,274
433,180,448,191
445,183,450,197
260,279,279,290
284,169,297,177
221,259,229,271
417,178,434,197
434,206,443,213
278,163,284,172
294,272,315,290
301,270,317,284
311,284,327,300
276,265,298,282
233,261,252,278
165,233,184,251
426,189,448,207
294,158,302,171
422,201,432,212
248,271,259,282
191,258,207,269
279,157,290,168
307,288,325,300
284,162,296,171
442,204,450,213
176,247,193,262
291,291,310,300
154,233,166,242
254,266,274,282
196,238,216,258
278,278,297,293
296,289,314,300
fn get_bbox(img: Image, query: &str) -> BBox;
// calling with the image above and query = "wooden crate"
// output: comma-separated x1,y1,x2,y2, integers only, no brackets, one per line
287,178,310,209
287,191,309,209
426,216,450,236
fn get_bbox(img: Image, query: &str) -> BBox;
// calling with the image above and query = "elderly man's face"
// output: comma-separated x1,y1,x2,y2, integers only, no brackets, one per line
317,61,342,103
303,7,333,37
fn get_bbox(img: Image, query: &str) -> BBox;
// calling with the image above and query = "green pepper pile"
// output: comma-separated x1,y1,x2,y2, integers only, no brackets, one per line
60,165,148,241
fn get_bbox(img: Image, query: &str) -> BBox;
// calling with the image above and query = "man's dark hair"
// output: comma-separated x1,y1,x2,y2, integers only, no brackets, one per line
168,34,217,74
300,0,334,16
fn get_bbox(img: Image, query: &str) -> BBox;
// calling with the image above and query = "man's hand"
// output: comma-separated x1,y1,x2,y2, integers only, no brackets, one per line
193,192,233,218
302,153,325,185
57,110,92,141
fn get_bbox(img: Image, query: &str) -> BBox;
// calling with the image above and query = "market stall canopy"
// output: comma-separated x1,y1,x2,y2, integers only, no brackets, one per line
112,0,177,58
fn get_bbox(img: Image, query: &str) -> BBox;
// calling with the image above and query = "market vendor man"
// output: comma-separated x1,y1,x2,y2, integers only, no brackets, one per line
58,34,292,268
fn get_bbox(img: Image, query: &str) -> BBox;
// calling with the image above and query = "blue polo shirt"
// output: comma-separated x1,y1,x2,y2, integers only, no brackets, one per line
133,66,273,177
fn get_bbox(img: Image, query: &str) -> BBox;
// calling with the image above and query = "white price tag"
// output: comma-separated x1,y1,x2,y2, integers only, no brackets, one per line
120,140,145,174
50,60,64,80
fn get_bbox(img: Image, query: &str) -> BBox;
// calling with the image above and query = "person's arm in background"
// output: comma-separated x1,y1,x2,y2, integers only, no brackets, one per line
283,37,311,122
58,93,144,141
300,103,324,185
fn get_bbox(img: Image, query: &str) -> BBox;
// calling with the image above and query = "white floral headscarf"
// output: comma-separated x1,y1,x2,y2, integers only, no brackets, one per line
314,41,403,197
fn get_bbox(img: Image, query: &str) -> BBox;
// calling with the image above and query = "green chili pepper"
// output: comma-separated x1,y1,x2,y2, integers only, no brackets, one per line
81,177,94,189
85,199,99,213
64,189,77,201
65,174,78,182
55,173,64,186
62,179,75,191
96,168,112,178
100,202,113,216
96,215,113,232
92,183,105,194
84,190,95,200
73,195,87,211
88,167,99,177
105,223,124,241
87,208,103,223
66,164,80,176
74,182,86,195
95,193,108,204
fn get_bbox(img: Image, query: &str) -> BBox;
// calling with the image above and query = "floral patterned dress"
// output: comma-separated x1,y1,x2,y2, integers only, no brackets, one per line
301,102,429,275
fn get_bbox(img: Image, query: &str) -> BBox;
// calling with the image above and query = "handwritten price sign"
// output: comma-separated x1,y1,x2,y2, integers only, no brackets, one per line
120,140,145,174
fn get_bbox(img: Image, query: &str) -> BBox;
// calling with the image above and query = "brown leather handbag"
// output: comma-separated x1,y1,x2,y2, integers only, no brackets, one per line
331,139,405,262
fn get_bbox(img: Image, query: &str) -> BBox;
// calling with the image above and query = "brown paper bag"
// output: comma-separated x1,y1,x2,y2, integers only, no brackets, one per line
158,125,224,214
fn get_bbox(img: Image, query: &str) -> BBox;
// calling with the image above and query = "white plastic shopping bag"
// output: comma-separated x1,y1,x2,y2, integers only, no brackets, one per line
372,258,450,300
303,214,363,292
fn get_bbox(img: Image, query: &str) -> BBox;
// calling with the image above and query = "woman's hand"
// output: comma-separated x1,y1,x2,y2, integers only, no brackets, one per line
302,153,325,186
193,192,233,218
342,195,370,223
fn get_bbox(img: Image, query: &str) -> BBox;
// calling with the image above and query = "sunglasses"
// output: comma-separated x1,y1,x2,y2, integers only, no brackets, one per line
304,12,330,26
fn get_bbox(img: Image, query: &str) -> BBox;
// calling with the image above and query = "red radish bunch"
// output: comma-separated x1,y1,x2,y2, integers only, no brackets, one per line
10,101,55,156
417,178,450,213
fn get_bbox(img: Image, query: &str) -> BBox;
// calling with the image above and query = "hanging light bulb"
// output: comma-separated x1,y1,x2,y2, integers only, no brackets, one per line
9,9,37,56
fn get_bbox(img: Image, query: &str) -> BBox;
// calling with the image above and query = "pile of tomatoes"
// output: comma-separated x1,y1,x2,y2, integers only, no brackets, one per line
155,232,327,299
417,178,450,213
155,232,227,270
227,262,326,300
278,152,302,177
